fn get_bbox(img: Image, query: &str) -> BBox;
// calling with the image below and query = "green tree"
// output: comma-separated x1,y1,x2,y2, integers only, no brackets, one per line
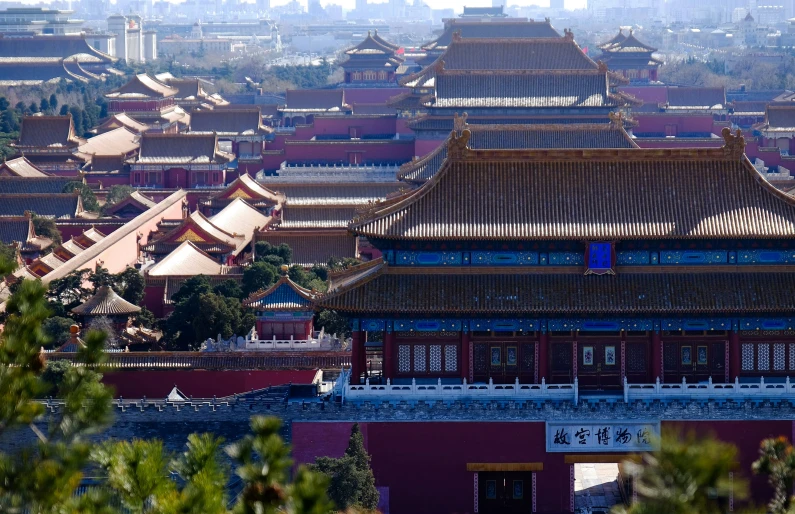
242,261,277,296
40,98,50,113
213,278,244,299
113,267,145,305
32,214,62,246
29,101,39,114
753,436,795,514
64,180,100,213
104,185,134,210
47,268,92,315
315,310,350,339
59,104,69,116
42,315,77,346
311,424,379,511
133,307,156,329
228,416,334,514
40,358,71,392
613,430,747,514
0,97,8,110
254,241,292,265
49,93,58,111
0,243,16,265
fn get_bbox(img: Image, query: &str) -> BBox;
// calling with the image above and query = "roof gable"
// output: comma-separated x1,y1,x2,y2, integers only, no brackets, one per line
216,174,283,204
354,129,795,241
104,191,156,217
107,73,178,99
147,240,227,276
0,156,50,177
244,275,316,310
17,115,80,148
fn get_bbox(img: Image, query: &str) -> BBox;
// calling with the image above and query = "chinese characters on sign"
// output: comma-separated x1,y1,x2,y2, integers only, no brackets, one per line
585,241,615,275
546,422,660,452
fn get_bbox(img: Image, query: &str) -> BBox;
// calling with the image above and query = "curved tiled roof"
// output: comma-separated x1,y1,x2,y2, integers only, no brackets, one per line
136,133,232,164
72,285,141,316
210,197,271,238
0,157,50,177
422,20,561,51
243,275,316,310
16,115,81,148
189,108,267,135
353,134,795,241
147,240,229,277
106,73,177,99
399,123,638,183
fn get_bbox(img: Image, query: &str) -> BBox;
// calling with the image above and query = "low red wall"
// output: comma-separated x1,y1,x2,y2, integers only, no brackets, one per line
102,369,319,398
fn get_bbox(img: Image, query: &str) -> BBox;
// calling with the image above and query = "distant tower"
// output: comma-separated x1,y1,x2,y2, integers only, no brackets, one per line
107,14,128,62
191,20,203,39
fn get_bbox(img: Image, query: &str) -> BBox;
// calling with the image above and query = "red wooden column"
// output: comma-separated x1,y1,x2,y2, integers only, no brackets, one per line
538,332,549,382
383,330,395,382
351,330,364,384
461,331,471,381
651,331,663,382
729,331,741,381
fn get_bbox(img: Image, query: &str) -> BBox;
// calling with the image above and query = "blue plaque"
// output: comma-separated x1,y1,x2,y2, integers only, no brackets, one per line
585,242,615,275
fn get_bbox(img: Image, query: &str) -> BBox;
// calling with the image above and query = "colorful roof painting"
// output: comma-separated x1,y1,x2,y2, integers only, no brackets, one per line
142,210,242,255
243,274,317,310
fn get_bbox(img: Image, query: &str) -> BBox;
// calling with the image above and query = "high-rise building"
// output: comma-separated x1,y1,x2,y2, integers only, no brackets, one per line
107,14,149,63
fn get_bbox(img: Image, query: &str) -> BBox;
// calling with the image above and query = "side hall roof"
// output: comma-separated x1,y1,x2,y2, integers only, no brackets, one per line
422,19,562,51
147,240,236,277
0,176,74,194
352,129,795,241
15,115,83,148
135,133,233,164
189,108,270,135
0,156,51,177
106,73,178,99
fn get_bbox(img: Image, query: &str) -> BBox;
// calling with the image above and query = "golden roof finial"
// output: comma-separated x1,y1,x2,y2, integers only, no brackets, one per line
453,112,468,133
447,129,471,161
721,128,746,160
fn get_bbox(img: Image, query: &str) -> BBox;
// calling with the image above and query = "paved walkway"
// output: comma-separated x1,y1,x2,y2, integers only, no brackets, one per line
574,463,622,513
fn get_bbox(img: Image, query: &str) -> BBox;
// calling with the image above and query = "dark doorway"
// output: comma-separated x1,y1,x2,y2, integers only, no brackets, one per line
478,472,533,514
472,341,535,384
577,340,622,390
663,340,726,383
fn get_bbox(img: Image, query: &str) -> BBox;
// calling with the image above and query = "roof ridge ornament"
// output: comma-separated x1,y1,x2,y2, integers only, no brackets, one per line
608,111,624,127
448,129,471,160
452,30,462,42
453,112,468,133
721,127,746,160
564,28,574,41
598,61,608,73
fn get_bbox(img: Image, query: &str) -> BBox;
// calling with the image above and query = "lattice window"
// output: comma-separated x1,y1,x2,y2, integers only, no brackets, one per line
758,344,770,371
626,343,646,373
429,345,442,372
414,345,426,372
551,343,572,372
790,344,795,371
663,343,678,371
742,343,754,371
774,343,786,371
398,345,410,373
474,344,488,373
445,345,457,372
521,343,535,372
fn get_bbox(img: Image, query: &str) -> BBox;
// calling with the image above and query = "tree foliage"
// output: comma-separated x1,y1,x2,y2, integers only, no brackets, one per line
32,215,62,246
242,261,278,296
613,430,747,514
753,436,795,514
311,424,379,512
103,185,134,214
63,180,100,213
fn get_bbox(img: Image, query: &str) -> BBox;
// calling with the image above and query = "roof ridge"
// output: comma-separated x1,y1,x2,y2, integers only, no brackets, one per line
243,274,316,305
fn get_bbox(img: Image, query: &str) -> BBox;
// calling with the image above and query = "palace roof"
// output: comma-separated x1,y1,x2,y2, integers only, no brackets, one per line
189,108,270,135
210,198,272,244
352,129,795,241
756,104,795,132
71,285,141,316
165,78,227,106
200,174,284,209
0,193,82,218
87,154,126,173
401,37,598,89
106,73,178,99
428,69,620,109
76,127,139,160
104,191,156,217
278,183,406,206
96,113,150,134
399,123,638,183
345,31,399,56
343,31,403,70
281,89,351,113
422,19,561,52
600,30,656,53
243,274,317,310
142,210,242,255
318,261,795,315
147,240,239,277
666,87,726,109
257,232,356,267
0,216,52,252
406,115,614,131
278,205,358,229
0,176,73,194
135,133,233,164
15,115,84,149
0,35,114,63
0,156,51,177
599,29,627,50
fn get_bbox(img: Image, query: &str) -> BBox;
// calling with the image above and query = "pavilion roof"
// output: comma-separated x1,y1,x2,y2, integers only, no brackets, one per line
401,37,597,88
428,69,621,109
599,29,627,50
0,176,73,194
189,108,270,135
106,73,178,99
71,285,141,316
96,113,150,134
243,274,317,310
352,129,795,241
15,115,83,148
0,156,51,177
399,122,638,183
421,19,561,52
147,240,237,277
600,31,657,53
135,133,233,164
318,261,795,316
345,31,399,56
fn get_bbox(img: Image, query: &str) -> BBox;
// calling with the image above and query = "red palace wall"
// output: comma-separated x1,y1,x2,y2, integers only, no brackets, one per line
283,141,414,163
620,86,668,105
292,420,794,514
632,113,717,136
311,116,398,137
103,369,319,398
342,88,409,105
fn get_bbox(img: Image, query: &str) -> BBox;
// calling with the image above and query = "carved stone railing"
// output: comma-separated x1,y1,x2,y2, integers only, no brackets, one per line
623,376,795,402
245,338,334,351
345,377,578,403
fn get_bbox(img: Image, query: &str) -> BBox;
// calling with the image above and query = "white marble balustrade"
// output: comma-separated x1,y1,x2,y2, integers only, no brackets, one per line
623,376,795,402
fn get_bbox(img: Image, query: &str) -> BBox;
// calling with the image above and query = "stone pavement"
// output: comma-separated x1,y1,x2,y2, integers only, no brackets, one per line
574,463,622,513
